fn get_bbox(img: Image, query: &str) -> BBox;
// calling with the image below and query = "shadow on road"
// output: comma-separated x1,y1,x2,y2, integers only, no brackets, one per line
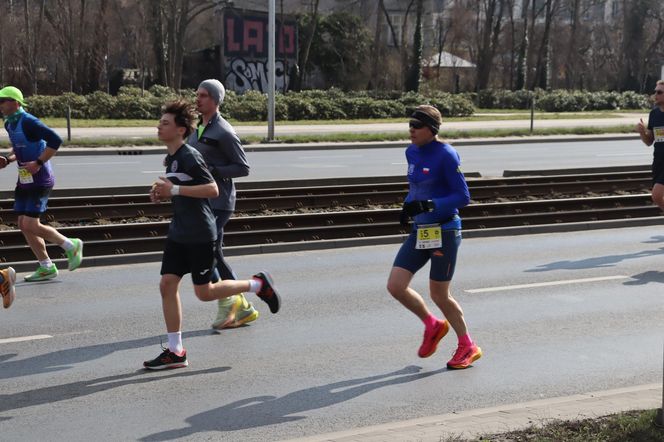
140,364,448,441
0,366,229,415
0,329,212,380
623,271,664,285
525,247,664,272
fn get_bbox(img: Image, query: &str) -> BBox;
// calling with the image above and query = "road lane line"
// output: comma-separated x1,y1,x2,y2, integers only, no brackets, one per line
55,161,141,166
466,275,629,293
0,334,52,344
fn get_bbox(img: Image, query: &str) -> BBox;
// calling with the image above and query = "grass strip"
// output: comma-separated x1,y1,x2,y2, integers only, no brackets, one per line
468,409,662,442
0,125,637,149
38,111,645,128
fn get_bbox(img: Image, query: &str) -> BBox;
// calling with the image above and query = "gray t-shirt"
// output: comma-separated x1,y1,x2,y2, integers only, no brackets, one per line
187,112,249,211
165,144,217,243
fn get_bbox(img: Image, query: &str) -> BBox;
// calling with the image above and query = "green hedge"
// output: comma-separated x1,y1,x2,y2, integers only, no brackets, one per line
21,87,650,121
477,89,650,111
22,87,475,121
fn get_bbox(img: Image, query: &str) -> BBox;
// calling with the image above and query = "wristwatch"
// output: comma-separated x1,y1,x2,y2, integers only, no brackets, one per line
36,158,44,166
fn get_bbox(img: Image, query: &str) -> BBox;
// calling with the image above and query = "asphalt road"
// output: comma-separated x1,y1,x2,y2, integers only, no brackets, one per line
1,225,661,441
0,138,652,190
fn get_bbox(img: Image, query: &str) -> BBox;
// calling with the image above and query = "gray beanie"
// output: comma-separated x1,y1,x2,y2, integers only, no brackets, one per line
198,79,226,105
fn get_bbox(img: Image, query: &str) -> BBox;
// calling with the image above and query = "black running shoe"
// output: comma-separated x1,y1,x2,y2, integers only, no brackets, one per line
253,271,281,314
143,346,188,370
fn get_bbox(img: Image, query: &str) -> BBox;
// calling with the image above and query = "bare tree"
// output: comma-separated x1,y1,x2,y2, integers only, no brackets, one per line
531,0,558,90
294,0,320,91
149,0,216,89
513,0,530,90
368,0,384,90
18,0,47,94
475,0,506,90
43,0,110,93
405,0,423,91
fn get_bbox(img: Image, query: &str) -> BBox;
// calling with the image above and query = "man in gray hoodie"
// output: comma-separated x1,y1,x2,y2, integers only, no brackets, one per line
188,79,258,330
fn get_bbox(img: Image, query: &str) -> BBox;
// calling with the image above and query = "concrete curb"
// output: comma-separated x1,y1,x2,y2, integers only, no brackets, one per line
280,384,661,442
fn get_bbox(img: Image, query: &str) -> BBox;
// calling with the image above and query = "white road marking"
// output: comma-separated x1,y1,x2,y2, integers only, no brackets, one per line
142,170,166,174
595,153,649,157
298,155,363,159
466,275,629,293
0,334,52,344
56,161,142,166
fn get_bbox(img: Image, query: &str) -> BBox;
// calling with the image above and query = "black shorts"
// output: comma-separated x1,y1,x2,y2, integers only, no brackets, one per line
653,153,664,185
160,239,216,285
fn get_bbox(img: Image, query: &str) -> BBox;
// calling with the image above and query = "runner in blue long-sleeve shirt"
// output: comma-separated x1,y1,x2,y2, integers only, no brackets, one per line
387,105,482,370
0,86,83,283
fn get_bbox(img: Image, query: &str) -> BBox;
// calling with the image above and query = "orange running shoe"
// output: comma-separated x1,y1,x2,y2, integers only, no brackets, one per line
0,267,16,309
447,344,482,369
417,319,449,358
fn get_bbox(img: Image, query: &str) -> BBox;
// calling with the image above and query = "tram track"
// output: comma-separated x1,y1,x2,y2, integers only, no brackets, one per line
0,170,660,268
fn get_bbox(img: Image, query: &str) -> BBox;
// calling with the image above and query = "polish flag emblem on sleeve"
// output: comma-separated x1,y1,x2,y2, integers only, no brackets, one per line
422,167,430,174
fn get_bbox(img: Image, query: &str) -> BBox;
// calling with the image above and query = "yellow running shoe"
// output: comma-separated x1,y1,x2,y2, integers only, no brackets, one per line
212,294,259,330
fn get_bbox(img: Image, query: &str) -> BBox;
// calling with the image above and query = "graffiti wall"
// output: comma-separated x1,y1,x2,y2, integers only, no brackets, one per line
223,10,298,93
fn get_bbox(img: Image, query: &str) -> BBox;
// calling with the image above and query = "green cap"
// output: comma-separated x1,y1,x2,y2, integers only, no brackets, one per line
0,86,26,106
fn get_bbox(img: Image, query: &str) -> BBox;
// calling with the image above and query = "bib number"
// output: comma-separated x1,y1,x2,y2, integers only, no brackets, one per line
654,127,664,143
18,167,34,184
416,224,442,249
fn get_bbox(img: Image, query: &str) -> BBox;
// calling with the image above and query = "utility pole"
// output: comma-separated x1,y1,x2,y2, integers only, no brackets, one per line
267,0,276,141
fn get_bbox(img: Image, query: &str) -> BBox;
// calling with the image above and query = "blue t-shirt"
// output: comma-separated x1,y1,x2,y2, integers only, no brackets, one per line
405,140,470,229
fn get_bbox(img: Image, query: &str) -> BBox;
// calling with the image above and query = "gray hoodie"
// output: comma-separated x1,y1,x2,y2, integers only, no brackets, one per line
187,112,249,211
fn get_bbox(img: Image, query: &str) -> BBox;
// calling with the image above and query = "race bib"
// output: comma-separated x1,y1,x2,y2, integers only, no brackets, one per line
415,224,442,249
654,127,664,143
18,167,33,184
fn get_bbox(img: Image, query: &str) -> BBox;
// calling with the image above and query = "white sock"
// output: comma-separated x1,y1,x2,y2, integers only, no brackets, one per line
247,278,261,293
60,238,74,251
167,331,183,354
39,259,53,269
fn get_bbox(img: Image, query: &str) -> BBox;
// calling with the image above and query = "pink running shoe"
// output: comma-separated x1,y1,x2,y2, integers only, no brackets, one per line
417,319,449,358
447,344,482,369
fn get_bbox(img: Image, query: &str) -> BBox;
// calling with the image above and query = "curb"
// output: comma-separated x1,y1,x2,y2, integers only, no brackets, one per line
280,383,661,442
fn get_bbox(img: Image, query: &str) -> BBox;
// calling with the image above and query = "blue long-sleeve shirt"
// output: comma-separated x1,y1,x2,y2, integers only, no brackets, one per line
404,139,470,229
4,110,62,151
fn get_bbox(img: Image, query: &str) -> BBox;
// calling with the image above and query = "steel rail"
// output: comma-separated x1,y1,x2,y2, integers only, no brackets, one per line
0,174,652,225
0,194,660,264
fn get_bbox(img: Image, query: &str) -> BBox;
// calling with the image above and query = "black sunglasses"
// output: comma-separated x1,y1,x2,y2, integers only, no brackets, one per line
0,99,12,103
409,120,426,129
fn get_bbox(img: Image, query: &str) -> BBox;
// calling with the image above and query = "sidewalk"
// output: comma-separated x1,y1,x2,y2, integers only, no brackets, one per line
283,384,661,442
0,114,647,142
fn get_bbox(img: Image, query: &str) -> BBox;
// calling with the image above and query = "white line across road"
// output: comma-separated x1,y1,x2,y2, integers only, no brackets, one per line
465,275,629,294
0,334,53,344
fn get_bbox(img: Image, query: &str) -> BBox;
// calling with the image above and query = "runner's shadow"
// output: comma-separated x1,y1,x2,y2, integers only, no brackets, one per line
0,366,229,415
623,271,664,285
140,365,447,441
525,247,664,272
0,329,212,380
0,353,17,363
